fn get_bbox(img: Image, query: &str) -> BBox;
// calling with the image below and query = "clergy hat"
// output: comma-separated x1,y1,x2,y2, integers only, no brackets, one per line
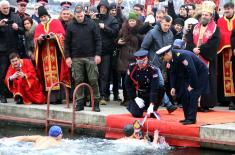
38,6,50,17
60,1,72,8
17,0,28,3
123,124,134,137
49,125,62,137
156,45,172,56
134,50,148,59
201,1,216,14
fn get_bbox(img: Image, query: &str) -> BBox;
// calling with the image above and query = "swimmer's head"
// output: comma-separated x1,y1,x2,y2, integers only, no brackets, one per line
123,124,134,137
49,125,62,138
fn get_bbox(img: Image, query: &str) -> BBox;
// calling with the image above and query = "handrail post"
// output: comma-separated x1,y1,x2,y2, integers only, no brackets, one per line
45,82,69,134
72,83,95,134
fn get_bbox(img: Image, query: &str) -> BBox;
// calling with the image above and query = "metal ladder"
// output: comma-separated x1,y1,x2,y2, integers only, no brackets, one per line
45,82,94,135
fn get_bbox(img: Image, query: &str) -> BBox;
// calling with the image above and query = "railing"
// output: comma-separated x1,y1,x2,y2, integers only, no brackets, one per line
71,83,94,134
45,82,94,135
45,82,70,135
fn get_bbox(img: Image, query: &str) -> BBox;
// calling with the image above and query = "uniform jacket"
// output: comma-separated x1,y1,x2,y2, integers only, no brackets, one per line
170,49,209,97
125,63,161,104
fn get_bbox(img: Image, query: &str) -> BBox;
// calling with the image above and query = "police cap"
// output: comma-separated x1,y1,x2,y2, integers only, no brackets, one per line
156,45,172,56
134,49,148,59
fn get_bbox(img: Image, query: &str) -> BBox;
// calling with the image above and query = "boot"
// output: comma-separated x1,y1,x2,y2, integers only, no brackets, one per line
167,105,177,114
0,95,7,103
113,95,122,102
100,96,107,105
229,101,235,110
14,95,23,104
120,100,128,106
94,101,100,112
75,99,85,111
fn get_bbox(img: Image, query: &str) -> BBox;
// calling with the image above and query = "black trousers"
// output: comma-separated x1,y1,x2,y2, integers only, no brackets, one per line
120,72,128,101
180,89,200,121
106,55,120,97
99,55,111,98
0,55,10,97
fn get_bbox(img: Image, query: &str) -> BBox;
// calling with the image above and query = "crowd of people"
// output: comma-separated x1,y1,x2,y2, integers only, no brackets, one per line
0,0,235,124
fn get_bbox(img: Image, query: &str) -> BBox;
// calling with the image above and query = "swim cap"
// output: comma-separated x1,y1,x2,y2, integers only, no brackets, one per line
123,124,134,137
49,125,62,137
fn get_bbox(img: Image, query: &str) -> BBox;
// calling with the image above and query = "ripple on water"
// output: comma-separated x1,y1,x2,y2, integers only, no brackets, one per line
0,137,171,155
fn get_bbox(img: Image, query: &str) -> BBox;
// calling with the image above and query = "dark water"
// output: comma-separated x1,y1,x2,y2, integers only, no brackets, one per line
0,122,233,155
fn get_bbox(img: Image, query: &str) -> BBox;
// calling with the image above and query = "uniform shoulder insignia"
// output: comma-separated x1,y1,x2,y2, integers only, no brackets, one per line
177,53,181,56
127,69,130,75
182,59,188,66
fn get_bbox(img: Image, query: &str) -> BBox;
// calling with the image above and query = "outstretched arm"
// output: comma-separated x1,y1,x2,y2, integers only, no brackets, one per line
6,135,42,142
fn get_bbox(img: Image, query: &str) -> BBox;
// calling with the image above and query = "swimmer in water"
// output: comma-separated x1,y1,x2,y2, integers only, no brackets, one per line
2,125,63,149
121,124,165,144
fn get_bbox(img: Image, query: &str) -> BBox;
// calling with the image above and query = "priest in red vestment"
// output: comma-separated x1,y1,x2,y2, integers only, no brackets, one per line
5,53,46,104
217,2,235,109
34,6,70,104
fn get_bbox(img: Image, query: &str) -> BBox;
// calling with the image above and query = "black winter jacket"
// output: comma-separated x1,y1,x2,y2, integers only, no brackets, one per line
96,0,119,55
64,17,102,58
0,12,24,54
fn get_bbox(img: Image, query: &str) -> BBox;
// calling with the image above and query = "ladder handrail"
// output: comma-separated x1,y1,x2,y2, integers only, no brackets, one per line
72,83,95,134
45,82,95,135
45,82,70,135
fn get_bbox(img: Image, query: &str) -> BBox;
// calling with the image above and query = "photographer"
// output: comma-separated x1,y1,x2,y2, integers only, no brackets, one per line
34,6,70,104
91,0,119,105
0,0,24,103
4,53,45,105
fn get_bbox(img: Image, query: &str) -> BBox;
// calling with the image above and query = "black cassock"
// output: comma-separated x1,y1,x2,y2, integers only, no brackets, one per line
186,27,221,108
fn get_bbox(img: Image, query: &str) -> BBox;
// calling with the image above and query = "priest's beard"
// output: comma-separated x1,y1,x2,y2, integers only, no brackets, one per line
201,18,210,26
41,16,50,24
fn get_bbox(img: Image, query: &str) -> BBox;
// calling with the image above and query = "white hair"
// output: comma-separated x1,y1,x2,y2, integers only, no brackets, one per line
0,0,10,8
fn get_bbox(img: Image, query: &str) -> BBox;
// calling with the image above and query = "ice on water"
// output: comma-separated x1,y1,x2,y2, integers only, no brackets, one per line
0,137,171,155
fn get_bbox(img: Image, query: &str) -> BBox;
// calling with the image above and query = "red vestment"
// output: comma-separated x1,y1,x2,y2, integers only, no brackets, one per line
34,19,70,91
5,59,46,104
217,15,235,97
193,20,217,66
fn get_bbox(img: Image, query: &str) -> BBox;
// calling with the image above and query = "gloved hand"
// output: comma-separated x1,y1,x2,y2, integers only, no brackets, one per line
134,97,145,108
147,103,154,114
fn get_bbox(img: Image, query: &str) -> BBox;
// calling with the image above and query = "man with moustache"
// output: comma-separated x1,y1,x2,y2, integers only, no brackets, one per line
34,6,70,104
217,2,235,110
186,1,220,111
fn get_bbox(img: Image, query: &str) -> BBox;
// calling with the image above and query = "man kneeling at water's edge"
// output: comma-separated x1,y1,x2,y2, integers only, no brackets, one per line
2,125,63,149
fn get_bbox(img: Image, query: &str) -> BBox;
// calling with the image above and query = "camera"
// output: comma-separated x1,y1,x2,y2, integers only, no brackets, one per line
5,20,14,25
96,13,105,19
42,34,50,39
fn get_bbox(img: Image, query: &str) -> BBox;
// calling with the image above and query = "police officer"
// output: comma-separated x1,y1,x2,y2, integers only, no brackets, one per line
125,50,165,118
157,43,209,125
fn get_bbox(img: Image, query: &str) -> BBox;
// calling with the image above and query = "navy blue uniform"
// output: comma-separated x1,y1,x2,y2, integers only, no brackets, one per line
170,49,209,121
125,63,164,117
